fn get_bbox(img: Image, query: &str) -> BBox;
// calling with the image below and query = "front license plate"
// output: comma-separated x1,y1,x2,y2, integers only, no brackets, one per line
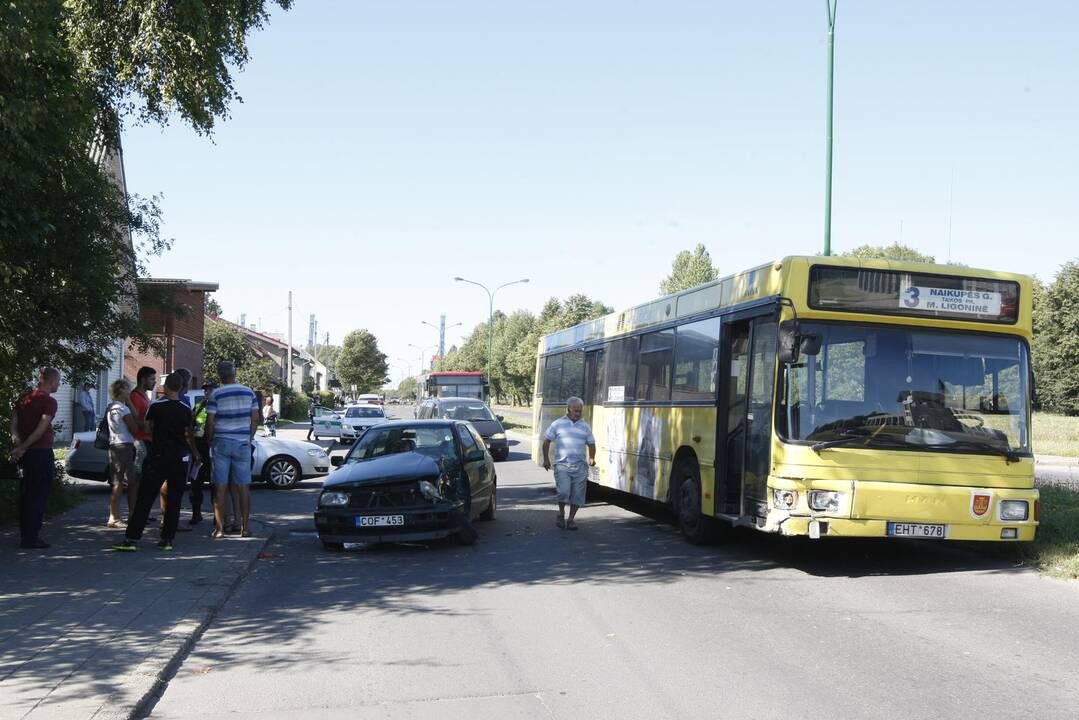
356,515,405,528
887,522,947,539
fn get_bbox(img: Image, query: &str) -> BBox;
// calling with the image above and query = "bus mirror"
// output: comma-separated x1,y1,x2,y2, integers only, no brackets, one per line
800,334,823,357
778,321,801,364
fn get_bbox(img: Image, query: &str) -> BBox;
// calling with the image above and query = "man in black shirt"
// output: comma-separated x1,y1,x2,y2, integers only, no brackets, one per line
114,372,200,551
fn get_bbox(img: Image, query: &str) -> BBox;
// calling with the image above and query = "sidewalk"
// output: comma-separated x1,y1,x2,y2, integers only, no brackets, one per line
0,483,273,720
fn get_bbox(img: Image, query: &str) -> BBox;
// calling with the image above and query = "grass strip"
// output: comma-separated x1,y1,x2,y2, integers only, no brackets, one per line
1033,413,1079,458
1019,486,1079,579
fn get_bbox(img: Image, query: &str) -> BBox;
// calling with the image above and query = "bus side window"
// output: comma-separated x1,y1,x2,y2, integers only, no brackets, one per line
673,317,720,402
606,336,640,402
543,354,564,402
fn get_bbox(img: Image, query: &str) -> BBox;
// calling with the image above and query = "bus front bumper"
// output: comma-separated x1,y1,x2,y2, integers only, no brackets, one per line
764,479,1039,542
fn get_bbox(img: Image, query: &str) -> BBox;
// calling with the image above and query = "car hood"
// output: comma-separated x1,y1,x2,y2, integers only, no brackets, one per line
324,452,442,488
465,419,503,438
254,434,326,455
342,416,387,426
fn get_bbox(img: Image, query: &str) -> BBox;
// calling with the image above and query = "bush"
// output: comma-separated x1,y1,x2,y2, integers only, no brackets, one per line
280,387,308,420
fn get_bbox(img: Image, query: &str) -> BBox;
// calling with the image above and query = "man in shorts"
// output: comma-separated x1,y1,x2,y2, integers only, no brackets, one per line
205,361,259,538
541,396,596,531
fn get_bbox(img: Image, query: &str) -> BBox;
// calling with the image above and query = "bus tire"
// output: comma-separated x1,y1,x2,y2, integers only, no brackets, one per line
672,459,716,545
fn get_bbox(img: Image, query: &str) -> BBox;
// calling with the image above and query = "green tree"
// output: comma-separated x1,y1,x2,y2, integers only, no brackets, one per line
397,376,419,401
659,244,719,295
202,319,279,394
310,343,342,378
1032,264,1079,415
840,244,935,263
337,330,389,394
1,0,288,451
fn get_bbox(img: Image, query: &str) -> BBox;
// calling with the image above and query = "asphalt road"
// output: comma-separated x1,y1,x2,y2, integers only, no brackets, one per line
147,414,1079,719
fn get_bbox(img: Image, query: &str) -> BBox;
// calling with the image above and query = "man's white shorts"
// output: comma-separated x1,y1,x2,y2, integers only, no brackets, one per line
553,462,587,506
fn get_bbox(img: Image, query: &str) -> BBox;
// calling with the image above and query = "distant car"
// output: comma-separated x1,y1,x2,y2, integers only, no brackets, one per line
416,397,509,461
65,431,331,490
340,403,389,443
388,397,401,405
314,419,496,549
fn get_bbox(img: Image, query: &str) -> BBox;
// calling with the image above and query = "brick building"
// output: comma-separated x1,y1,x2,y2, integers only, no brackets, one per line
125,279,220,390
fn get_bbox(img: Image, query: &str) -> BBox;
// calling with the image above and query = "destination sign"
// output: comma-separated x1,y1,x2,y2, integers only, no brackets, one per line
901,286,1002,316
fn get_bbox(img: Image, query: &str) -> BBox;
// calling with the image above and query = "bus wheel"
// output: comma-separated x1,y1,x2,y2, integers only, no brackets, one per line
673,460,716,545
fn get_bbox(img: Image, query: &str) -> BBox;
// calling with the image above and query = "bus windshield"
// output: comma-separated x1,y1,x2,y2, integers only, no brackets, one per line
778,323,1031,454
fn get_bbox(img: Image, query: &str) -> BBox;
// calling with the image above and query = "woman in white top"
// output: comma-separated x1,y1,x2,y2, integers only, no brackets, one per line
106,379,141,527
262,396,278,436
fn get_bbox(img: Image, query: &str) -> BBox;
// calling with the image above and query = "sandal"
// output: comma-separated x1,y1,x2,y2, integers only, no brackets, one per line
106,519,124,528
240,528,252,538
210,529,226,539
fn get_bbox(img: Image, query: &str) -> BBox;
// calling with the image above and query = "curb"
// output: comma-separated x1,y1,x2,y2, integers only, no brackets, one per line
92,519,277,720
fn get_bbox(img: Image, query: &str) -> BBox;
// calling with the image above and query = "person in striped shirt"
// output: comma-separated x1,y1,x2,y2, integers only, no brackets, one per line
542,396,596,531
205,361,259,538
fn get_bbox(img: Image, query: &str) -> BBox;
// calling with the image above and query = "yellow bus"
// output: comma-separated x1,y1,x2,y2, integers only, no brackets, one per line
532,256,1037,544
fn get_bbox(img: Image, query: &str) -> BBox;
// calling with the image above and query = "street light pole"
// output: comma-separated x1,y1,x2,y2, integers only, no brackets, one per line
823,0,838,257
421,317,461,358
454,277,529,386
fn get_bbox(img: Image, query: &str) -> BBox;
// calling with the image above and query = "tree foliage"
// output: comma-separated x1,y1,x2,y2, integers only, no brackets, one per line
436,294,612,404
337,330,389,394
310,343,342,377
1,0,288,442
397,376,419,401
1032,265,1079,415
840,244,935,263
201,319,279,393
660,244,719,295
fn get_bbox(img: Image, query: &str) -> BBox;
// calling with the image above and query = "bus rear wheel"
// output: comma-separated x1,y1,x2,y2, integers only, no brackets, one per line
672,460,716,545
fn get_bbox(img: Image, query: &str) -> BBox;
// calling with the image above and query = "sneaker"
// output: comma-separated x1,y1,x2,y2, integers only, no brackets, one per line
19,538,51,549
112,540,137,552
157,540,173,551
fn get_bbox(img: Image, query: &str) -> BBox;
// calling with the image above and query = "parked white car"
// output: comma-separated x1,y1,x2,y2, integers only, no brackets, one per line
65,430,330,490
339,404,389,442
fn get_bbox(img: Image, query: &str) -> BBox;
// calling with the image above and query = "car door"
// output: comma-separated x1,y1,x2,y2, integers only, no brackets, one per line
312,407,342,438
454,422,488,516
465,423,495,499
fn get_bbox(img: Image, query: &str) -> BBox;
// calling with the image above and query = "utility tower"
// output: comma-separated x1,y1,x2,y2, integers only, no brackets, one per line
307,314,317,349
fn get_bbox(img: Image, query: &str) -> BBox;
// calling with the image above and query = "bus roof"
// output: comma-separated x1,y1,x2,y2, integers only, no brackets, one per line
428,371,485,377
539,255,1033,354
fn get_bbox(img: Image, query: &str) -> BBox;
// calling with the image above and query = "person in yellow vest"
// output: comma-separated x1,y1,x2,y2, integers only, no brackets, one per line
187,382,216,525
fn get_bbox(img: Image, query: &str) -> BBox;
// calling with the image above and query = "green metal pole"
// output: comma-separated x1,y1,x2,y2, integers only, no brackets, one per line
824,0,837,257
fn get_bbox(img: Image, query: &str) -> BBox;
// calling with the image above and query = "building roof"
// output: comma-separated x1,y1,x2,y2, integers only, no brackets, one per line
139,278,220,292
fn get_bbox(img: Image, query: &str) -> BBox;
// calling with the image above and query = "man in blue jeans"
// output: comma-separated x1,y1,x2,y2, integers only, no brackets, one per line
9,368,62,549
205,361,259,538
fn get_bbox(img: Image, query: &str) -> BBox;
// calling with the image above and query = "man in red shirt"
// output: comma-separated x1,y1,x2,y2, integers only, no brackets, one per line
8,368,62,549
130,366,156,481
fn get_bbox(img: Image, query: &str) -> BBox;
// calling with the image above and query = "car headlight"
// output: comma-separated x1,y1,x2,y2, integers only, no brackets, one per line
418,480,443,501
307,448,328,458
808,490,843,513
319,491,349,506
490,432,506,440
999,500,1029,521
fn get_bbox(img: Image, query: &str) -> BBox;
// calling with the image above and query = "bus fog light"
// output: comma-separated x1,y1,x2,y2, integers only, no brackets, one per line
808,490,842,513
1001,528,1018,539
772,490,798,510
1000,500,1028,521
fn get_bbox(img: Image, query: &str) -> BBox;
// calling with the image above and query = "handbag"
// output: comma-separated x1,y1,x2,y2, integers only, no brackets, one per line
93,405,111,449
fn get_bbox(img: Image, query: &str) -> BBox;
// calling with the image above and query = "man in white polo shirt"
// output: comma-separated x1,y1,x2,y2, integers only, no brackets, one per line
541,396,596,531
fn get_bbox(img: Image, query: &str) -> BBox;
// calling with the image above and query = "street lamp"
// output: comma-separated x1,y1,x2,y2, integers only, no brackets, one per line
408,343,437,374
453,276,529,384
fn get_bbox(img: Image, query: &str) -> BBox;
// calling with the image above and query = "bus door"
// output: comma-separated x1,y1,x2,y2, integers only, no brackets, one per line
717,316,777,518
583,348,604,425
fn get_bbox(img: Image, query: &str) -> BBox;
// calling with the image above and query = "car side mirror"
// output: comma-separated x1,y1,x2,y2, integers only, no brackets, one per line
466,449,485,462
496,415,504,422
800,334,822,356
330,456,344,467
778,320,822,364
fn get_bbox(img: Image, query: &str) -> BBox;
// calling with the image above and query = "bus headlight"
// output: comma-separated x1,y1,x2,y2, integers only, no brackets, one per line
772,489,798,510
999,500,1028,521
808,490,842,513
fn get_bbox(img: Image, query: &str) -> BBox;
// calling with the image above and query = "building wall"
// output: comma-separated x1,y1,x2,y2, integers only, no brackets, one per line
54,340,124,445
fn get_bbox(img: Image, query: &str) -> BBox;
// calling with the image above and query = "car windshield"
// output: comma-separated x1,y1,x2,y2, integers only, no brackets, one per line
779,323,1031,454
438,401,494,421
346,425,458,463
345,406,384,419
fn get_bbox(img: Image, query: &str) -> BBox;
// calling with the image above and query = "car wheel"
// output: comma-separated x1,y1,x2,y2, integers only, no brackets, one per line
479,479,496,521
321,540,344,551
492,446,509,462
262,455,301,489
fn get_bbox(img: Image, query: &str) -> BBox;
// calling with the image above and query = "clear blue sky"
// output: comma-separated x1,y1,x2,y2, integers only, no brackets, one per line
121,1,1078,384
